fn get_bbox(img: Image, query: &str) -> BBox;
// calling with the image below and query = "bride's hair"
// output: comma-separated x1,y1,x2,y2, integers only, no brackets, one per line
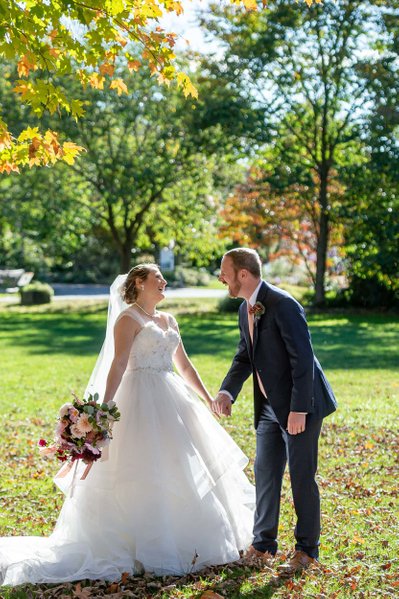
121,263,159,304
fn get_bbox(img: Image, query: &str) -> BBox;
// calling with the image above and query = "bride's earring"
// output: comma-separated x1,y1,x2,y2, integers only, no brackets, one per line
141,285,144,290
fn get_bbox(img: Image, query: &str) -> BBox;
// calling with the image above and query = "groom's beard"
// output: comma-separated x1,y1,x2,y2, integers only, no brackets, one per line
227,275,242,298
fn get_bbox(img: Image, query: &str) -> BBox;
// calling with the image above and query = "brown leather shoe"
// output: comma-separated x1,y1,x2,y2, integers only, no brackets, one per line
278,550,317,576
244,545,274,565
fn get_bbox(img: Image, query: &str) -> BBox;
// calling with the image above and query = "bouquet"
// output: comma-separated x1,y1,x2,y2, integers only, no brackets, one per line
38,393,121,467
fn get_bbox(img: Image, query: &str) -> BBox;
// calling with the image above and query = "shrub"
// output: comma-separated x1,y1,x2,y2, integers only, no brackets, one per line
218,294,244,313
327,276,399,310
163,267,211,288
20,281,54,305
263,257,311,286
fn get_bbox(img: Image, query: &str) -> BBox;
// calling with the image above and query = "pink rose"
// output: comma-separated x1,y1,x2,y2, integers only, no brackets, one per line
76,413,93,434
70,423,85,439
56,421,68,435
68,407,80,423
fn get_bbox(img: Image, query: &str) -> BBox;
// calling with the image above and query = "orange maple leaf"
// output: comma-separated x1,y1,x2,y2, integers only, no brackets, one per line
88,73,105,90
0,162,20,174
49,47,61,59
109,78,128,96
0,129,12,151
17,54,37,77
127,60,141,72
115,32,127,47
28,137,41,160
99,63,115,77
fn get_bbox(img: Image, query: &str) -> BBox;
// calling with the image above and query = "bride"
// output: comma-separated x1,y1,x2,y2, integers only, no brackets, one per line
0,264,255,586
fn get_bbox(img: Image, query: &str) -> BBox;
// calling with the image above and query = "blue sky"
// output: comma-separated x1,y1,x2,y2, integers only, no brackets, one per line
160,0,213,53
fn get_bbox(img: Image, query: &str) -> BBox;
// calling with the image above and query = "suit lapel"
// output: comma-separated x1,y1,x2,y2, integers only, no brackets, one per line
252,281,269,355
252,316,259,355
240,303,253,354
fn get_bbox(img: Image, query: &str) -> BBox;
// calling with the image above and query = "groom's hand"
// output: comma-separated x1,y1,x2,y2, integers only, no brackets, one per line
287,412,307,435
212,392,232,417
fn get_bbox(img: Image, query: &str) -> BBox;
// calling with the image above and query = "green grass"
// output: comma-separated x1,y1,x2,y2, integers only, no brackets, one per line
0,299,398,598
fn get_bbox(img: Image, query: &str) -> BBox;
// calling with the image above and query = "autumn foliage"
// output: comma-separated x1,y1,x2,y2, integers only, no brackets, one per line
0,0,191,173
219,165,344,285
0,0,322,174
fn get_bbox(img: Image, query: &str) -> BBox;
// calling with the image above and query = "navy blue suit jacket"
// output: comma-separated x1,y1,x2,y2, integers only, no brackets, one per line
220,281,337,429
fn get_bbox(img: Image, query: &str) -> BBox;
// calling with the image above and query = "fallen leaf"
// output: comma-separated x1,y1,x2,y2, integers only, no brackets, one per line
73,582,92,598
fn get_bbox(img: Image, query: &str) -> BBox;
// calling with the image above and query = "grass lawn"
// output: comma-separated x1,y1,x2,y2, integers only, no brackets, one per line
0,298,398,598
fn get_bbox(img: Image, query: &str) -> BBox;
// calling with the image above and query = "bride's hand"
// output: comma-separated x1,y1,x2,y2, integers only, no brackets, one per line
207,398,220,418
212,393,232,417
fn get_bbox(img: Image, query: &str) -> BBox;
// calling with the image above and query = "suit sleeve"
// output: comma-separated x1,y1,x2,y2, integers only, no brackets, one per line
219,313,253,403
274,297,315,413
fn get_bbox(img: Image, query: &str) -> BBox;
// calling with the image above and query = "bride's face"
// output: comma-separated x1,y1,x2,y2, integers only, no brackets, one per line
142,268,167,302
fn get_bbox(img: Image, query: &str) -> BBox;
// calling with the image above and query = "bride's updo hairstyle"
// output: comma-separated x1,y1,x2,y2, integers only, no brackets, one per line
121,263,159,304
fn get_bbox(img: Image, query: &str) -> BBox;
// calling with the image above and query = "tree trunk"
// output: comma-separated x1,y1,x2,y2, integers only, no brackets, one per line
315,169,330,306
120,243,133,273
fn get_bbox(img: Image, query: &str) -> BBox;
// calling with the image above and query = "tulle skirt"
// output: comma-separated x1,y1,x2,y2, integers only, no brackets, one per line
0,370,255,585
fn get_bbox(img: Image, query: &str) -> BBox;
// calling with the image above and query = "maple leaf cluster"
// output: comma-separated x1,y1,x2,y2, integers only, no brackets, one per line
0,0,322,173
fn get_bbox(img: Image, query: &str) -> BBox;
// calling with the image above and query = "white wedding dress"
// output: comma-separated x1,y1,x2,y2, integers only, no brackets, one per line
0,308,254,586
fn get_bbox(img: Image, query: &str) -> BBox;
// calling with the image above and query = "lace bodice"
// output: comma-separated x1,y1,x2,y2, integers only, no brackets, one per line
118,308,180,373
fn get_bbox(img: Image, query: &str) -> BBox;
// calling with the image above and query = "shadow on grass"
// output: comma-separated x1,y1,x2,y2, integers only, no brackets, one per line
180,311,399,371
0,305,398,370
307,312,399,370
0,304,107,356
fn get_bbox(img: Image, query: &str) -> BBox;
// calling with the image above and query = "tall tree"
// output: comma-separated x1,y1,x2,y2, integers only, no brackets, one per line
0,57,236,275
339,4,399,306
36,66,235,272
201,0,395,304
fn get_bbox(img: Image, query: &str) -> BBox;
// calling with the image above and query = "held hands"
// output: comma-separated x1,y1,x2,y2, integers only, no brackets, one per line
286,412,306,435
210,395,305,431
211,392,232,418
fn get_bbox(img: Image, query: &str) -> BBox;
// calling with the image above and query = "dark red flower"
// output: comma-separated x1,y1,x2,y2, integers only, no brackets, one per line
38,439,48,447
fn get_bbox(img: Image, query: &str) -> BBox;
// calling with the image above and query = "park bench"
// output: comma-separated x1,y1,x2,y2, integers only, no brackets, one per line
0,269,34,292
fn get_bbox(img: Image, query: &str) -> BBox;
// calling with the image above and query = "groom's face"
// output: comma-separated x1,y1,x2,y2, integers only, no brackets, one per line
219,256,242,298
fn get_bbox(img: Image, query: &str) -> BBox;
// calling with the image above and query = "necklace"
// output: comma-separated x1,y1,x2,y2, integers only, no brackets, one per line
133,302,157,317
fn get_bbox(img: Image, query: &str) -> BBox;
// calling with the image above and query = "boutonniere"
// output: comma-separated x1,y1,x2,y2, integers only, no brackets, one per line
249,301,266,323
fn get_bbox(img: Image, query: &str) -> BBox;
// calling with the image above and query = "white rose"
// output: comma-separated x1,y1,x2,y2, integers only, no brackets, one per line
59,403,74,417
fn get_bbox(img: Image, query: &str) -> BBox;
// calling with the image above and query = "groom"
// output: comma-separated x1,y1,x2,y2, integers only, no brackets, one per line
213,248,337,574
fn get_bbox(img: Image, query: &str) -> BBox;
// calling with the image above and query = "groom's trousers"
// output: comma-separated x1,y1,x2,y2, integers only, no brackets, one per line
252,401,323,558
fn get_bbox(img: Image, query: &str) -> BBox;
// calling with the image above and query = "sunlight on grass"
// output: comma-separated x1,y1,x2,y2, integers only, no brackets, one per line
0,299,398,597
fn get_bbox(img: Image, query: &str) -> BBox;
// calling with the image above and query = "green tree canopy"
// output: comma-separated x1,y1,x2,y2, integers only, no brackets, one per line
0,60,236,274
200,0,397,304
0,0,321,174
